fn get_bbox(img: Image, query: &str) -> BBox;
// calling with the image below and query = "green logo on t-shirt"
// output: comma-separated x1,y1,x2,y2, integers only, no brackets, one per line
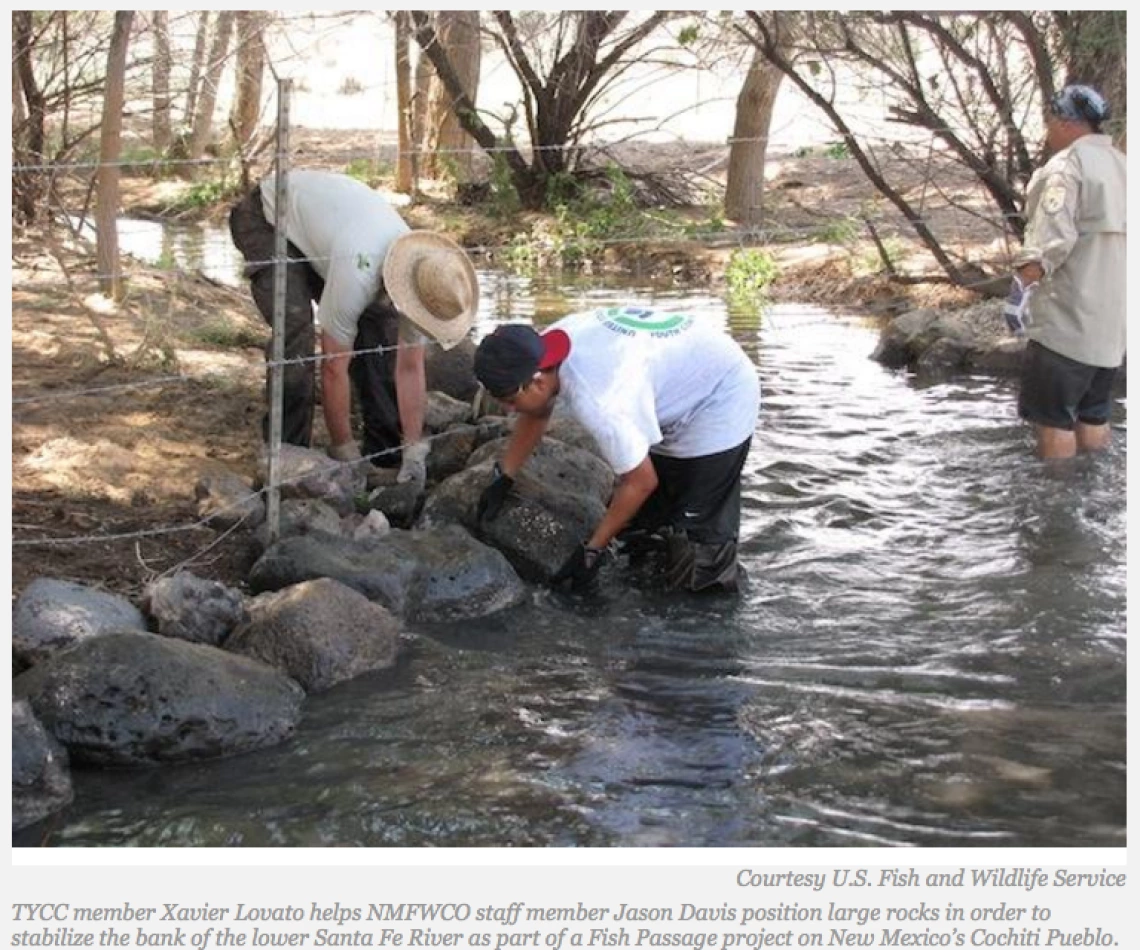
596,306,693,338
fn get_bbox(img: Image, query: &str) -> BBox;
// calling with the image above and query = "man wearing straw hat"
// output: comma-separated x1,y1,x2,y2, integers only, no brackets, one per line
229,169,479,487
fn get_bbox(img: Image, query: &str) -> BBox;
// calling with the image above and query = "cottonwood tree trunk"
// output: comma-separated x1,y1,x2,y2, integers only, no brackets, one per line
151,11,172,153
394,12,416,194
96,11,134,300
425,11,481,182
189,11,234,161
412,11,668,209
184,12,210,126
724,46,784,225
12,49,27,129
230,11,267,149
412,28,434,161
12,11,45,224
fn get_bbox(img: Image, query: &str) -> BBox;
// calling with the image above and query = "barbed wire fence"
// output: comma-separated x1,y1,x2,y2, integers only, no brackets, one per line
11,75,1007,575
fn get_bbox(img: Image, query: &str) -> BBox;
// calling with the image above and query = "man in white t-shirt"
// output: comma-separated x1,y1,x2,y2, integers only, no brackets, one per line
229,169,478,487
473,306,760,592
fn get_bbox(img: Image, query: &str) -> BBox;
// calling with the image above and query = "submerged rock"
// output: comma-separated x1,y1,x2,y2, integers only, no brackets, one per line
13,631,304,766
12,699,73,831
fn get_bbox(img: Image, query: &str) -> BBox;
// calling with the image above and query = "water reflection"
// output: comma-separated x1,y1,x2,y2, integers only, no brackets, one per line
29,221,1126,848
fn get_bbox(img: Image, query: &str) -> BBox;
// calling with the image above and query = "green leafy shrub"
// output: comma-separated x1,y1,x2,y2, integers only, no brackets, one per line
818,215,861,245
488,153,521,216
169,175,240,213
499,165,733,275
191,318,267,349
853,237,906,277
725,248,779,310
344,158,392,186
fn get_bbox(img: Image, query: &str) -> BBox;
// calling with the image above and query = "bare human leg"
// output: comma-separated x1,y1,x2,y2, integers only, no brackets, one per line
1075,421,1111,453
1035,424,1077,460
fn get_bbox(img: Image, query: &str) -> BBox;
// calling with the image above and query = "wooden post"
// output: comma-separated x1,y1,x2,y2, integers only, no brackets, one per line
267,78,292,545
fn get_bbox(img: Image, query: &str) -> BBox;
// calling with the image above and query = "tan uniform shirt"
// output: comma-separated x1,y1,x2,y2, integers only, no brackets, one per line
1015,134,1126,368
261,171,426,349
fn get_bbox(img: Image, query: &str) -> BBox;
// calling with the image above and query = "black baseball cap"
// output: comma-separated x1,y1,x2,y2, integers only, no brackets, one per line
474,324,571,399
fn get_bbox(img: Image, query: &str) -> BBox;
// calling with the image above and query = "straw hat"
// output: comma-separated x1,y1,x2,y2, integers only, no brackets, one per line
383,231,478,351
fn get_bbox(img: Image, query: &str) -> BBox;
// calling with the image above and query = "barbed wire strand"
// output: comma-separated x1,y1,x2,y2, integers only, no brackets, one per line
10,123,1048,174
13,216,1022,289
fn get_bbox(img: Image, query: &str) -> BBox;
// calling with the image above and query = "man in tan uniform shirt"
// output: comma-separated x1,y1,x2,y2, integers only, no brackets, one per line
1004,84,1127,459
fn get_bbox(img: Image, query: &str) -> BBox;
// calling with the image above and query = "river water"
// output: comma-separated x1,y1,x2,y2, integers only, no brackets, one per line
28,222,1127,848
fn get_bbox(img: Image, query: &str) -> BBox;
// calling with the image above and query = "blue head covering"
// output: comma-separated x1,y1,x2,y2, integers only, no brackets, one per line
1050,85,1110,128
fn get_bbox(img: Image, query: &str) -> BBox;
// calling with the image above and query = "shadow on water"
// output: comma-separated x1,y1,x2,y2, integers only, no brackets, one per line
26,222,1126,848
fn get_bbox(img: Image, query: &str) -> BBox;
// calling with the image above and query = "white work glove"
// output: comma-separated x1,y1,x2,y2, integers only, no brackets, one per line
1003,274,1037,337
327,440,363,463
328,440,381,481
396,440,430,490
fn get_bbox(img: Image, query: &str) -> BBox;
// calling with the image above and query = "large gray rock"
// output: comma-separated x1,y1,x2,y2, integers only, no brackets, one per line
13,631,304,766
12,578,147,673
141,572,246,646
264,444,366,516
12,700,73,831
426,425,480,483
420,462,606,581
365,480,422,529
872,302,1023,378
195,472,266,530
226,578,400,693
467,436,614,503
249,525,527,622
543,413,606,459
873,302,1126,390
425,338,479,401
420,437,614,581
425,391,472,431
252,497,346,552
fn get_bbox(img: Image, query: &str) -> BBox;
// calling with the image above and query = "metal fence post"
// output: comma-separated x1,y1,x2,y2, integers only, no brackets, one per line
267,78,292,545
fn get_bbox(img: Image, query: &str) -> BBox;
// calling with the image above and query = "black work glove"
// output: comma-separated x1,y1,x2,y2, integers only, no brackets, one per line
476,462,514,522
550,542,607,591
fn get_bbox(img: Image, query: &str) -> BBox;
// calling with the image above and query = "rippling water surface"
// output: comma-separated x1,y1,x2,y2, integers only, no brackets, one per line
35,248,1127,848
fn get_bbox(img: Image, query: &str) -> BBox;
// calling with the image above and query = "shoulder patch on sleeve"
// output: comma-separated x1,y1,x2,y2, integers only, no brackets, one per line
1041,179,1068,215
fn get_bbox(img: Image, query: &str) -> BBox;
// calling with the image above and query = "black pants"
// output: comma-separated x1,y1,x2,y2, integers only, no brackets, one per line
624,438,752,591
228,188,402,459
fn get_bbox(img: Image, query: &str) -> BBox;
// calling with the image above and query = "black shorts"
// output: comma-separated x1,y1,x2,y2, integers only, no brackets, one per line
1018,340,1118,430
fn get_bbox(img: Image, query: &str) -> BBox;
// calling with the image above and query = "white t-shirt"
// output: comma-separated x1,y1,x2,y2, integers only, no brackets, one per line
260,170,423,347
551,306,760,473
